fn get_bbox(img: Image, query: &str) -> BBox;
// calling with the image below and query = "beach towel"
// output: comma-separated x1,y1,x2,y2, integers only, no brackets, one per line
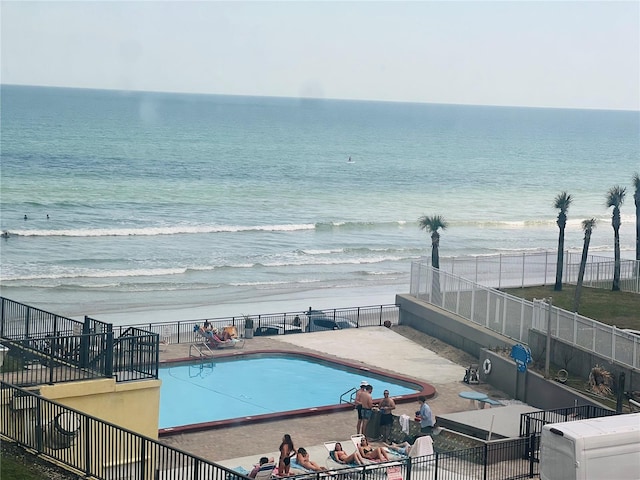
408,436,433,458
290,458,314,473
399,414,410,434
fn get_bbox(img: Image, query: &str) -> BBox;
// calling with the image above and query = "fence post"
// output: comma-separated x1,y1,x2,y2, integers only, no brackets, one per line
471,288,476,324
499,254,502,289
35,395,43,452
84,415,91,478
475,255,479,283
522,253,525,288
105,326,114,378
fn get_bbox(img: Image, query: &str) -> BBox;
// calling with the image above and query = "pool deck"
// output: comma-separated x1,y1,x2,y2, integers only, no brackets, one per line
158,326,524,470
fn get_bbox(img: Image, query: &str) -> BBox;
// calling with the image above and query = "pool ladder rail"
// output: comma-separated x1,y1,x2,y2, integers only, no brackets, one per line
340,387,357,406
189,342,215,358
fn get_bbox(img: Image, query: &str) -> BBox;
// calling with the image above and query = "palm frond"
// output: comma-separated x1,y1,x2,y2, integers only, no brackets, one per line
588,365,613,397
553,191,573,212
581,218,597,232
418,215,448,233
605,185,626,208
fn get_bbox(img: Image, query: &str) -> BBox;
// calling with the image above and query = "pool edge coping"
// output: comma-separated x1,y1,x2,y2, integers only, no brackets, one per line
158,349,436,436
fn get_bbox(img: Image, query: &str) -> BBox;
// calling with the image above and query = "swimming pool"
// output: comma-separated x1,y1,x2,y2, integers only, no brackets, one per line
159,352,433,434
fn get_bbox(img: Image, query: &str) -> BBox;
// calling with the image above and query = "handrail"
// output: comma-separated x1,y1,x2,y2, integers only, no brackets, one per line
189,343,214,358
339,386,357,405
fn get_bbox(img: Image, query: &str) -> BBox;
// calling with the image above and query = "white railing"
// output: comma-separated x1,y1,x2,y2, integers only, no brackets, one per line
436,251,639,294
410,262,640,370
531,299,640,370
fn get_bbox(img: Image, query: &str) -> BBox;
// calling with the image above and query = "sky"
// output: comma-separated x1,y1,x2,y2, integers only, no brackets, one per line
1,1,639,110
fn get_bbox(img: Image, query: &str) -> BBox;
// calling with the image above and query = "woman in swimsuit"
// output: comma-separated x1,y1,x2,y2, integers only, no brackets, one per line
295,447,327,472
333,442,365,465
358,437,390,461
279,434,296,476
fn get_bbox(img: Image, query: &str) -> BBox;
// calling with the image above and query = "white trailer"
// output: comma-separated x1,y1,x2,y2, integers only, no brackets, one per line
540,413,640,480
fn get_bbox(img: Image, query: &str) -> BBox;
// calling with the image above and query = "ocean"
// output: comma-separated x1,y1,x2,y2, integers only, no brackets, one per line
1,85,638,324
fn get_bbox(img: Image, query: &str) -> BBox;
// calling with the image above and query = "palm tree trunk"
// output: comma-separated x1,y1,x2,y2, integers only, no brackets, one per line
554,227,565,291
573,232,592,312
613,227,621,291
431,243,441,306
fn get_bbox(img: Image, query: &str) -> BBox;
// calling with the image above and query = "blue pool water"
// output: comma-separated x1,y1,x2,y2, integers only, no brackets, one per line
159,354,420,429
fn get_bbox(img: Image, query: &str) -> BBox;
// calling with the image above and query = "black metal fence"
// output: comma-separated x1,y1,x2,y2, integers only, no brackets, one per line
114,304,400,344
519,404,616,437
2,380,540,480
518,405,617,475
1,381,240,480
0,298,159,385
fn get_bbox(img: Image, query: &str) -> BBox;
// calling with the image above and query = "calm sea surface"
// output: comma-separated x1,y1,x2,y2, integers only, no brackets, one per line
1,85,638,321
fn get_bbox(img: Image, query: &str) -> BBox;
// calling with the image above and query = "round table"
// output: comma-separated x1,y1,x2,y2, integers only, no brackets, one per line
458,391,489,409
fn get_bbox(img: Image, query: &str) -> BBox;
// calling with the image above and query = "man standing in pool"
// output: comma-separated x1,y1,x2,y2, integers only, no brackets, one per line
355,381,368,434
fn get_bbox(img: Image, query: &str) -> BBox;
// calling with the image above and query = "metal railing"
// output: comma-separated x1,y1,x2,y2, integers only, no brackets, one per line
1,298,159,384
410,263,640,370
518,405,618,473
437,251,640,294
519,404,616,437
531,300,640,370
114,304,400,345
1,381,541,480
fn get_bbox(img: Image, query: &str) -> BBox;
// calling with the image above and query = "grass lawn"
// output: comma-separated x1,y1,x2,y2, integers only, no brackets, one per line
501,284,640,330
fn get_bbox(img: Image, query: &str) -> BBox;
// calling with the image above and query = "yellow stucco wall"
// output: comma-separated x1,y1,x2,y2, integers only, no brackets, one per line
38,378,161,439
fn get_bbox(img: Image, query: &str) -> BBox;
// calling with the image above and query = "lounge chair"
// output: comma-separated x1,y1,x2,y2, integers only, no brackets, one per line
408,435,434,458
350,434,365,450
324,441,370,469
193,325,244,349
253,462,276,480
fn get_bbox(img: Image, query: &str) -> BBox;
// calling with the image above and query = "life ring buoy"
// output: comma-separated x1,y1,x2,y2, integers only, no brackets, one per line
482,358,492,375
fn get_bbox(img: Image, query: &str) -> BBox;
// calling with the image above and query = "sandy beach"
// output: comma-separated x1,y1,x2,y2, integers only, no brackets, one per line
3,283,407,327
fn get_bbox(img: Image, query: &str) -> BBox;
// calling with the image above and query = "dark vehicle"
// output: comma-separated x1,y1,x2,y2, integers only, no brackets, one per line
254,323,303,336
305,309,357,332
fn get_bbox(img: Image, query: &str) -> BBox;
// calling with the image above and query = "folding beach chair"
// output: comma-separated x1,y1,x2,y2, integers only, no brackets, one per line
350,434,365,451
253,462,276,480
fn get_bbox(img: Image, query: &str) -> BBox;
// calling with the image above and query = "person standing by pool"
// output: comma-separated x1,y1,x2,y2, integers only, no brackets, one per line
355,381,368,434
416,396,435,434
361,384,374,438
378,389,396,443
278,434,296,476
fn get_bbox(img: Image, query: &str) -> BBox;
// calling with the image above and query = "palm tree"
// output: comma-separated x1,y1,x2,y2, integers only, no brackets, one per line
633,173,639,262
553,192,573,291
418,215,448,269
606,186,626,291
418,215,448,305
573,218,596,312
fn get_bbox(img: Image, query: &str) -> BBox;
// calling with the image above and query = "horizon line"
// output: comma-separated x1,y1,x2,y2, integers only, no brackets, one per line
3,82,638,113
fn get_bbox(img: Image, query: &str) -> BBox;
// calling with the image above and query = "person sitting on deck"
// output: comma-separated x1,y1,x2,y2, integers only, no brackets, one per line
332,442,366,465
249,457,275,478
295,447,327,472
358,437,389,462
385,441,413,456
